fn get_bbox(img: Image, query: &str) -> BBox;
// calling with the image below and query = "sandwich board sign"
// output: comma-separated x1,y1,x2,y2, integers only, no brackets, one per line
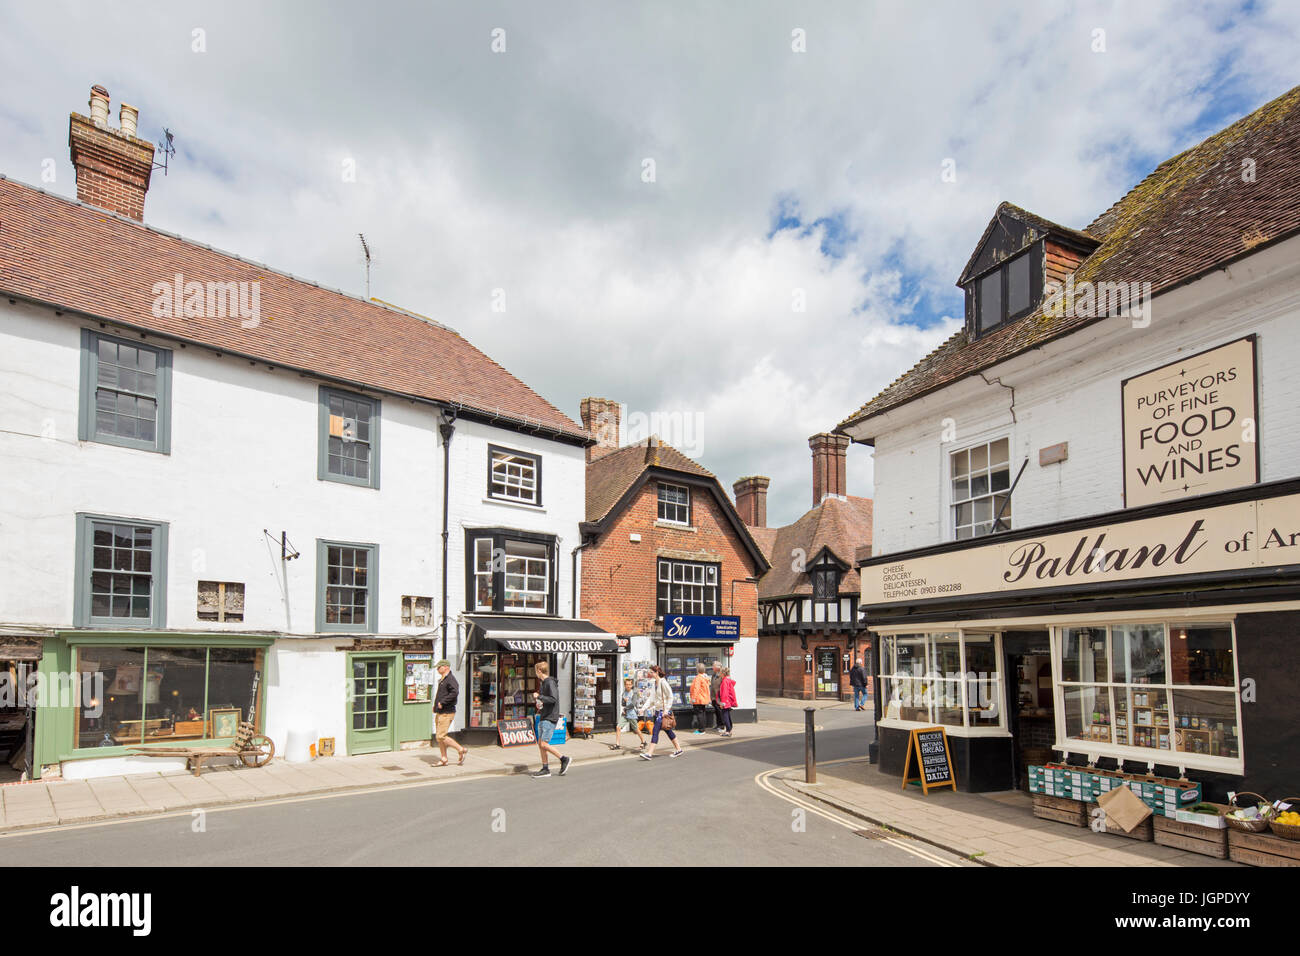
902,726,956,794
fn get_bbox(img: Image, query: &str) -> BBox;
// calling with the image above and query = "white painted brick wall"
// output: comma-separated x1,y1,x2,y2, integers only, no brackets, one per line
867,243,1300,556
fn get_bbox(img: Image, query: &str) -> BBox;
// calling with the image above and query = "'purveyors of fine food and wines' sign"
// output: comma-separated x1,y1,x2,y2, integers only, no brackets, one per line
1122,336,1257,508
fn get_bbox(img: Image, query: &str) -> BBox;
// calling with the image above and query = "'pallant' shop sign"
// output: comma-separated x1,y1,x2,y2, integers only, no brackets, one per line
862,492,1299,606
1121,336,1258,508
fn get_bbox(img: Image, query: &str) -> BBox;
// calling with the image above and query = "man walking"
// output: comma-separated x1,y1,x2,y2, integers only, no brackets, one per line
710,660,725,733
433,660,468,765
531,660,572,777
849,657,869,712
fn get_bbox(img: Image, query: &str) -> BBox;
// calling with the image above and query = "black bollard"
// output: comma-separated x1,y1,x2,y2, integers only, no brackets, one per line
804,706,816,783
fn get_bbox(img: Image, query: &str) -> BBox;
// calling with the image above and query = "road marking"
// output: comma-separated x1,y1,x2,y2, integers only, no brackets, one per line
754,762,960,867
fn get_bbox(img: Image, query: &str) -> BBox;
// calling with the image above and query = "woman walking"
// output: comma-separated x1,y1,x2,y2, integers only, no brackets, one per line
640,665,684,760
689,662,711,734
717,667,737,737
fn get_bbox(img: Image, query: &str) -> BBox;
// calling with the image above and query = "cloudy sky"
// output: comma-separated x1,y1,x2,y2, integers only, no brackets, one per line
2,1,1297,526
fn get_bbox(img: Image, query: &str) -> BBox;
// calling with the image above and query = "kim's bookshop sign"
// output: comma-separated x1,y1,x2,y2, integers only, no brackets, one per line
1121,336,1258,508
862,490,1300,606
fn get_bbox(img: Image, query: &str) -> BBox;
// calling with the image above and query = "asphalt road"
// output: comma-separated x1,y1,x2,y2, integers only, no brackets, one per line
7,699,968,866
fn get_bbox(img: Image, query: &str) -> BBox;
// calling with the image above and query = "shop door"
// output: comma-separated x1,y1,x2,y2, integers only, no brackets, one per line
348,655,396,755
592,655,616,730
815,647,839,699
1003,631,1054,792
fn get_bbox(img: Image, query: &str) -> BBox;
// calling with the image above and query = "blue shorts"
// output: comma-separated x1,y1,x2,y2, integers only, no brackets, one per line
537,720,557,744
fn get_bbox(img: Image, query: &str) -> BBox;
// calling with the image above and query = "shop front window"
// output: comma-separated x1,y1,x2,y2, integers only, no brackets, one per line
74,645,263,749
879,632,1004,730
660,647,722,708
490,653,548,723
469,653,498,728
1054,622,1241,768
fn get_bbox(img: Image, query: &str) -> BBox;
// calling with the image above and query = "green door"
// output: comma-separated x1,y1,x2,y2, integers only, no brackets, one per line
348,654,397,755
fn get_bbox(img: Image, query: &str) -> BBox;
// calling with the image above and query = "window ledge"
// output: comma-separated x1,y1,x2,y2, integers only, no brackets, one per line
654,521,696,532
482,497,546,513
1052,740,1245,776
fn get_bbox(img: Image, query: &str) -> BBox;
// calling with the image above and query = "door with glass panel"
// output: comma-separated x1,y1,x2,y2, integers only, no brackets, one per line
347,654,397,754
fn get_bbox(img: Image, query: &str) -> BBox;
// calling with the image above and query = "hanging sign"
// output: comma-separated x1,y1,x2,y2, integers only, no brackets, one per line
902,726,956,794
1121,336,1258,508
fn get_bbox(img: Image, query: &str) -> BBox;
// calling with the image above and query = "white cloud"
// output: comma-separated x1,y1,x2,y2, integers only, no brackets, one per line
1,0,1296,526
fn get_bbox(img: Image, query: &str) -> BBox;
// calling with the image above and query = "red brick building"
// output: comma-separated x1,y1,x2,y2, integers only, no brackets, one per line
577,398,769,726
740,433,874,701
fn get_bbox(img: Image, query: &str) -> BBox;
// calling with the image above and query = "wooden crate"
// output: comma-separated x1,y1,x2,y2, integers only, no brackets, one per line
1105,815,1154,842
1153,806,1229,859
1227,828,1300,867
1033,793,1088,828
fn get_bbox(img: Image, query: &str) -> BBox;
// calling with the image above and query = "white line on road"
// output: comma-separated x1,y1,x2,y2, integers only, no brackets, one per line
754,762,960,867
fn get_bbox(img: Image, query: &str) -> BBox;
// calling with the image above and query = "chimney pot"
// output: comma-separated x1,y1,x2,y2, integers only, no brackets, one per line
809,432,850,506
89,85,110,128
579,397,622,463
69,86,156,220
119,103,139,138
733,476,771,528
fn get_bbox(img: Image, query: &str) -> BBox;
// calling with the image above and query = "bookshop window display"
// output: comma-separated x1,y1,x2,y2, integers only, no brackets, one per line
878,632,1005,732
467,651,555,729
1054,621,1242,773
73,645,262,750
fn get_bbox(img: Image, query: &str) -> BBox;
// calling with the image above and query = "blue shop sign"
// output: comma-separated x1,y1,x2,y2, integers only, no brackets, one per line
662,615,740,640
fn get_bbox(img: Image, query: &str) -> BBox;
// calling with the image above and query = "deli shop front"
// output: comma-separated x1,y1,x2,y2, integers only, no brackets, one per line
858,478,1300,802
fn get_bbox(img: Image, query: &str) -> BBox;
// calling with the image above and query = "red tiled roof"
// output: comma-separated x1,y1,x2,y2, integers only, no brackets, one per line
839,84,1300,435
753,495,873,600
585,439,714,524
0,177,587,441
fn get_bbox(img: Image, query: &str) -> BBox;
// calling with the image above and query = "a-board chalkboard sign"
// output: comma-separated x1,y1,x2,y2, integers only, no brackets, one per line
497,718,537,748
901,726,956,794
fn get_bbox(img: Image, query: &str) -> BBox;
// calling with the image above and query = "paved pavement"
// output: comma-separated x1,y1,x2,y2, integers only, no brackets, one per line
2,699,1238,866
780,757,1243,868
4,699,978,866
0,713,810,832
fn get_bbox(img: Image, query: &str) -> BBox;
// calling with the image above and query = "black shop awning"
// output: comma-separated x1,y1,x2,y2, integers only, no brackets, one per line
464,616,618,654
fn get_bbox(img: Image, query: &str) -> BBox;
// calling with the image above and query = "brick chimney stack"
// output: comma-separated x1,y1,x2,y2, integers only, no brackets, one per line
69,85,156,221
733,476,770,528
809,432,849,506
579,397,622,463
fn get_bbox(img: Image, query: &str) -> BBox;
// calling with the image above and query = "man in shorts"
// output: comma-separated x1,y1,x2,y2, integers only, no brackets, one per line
531,659,571,777
613,676,647,750
433,660,467,766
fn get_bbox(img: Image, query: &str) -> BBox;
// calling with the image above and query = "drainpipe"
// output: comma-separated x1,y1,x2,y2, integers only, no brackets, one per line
571,540,590,618
439,412,457,660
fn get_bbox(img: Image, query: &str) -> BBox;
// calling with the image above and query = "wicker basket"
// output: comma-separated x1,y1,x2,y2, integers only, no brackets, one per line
1267,797,1300,841
1225,791,1272,833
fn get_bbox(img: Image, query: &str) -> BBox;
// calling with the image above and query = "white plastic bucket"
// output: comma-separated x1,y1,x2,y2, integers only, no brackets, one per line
284,727,316,763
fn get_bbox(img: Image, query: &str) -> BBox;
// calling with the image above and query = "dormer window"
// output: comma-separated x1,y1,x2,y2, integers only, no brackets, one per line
974,244,1042,335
